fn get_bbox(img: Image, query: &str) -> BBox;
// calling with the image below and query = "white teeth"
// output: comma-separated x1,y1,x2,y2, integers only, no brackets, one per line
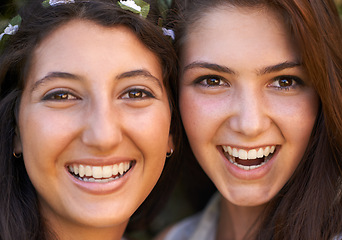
92,166,102,179
232,148,239,158
222,145,276,160
113,164,118,176
85,166,92,177
118,163,124,175
238,149,247,160
227,146,232,155
102,166,112,178
270,145,275,153
79,165,85,177
257,148,263,158
68,162,132,181
247,149,257,159
264,146,270,157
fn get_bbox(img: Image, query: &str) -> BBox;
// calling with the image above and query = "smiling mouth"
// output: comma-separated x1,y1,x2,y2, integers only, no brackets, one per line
67,161,135,183
222,146,277,170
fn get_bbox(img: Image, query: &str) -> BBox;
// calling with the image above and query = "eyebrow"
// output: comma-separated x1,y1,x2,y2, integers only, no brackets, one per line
183,61,235,74
31,72,80,92
183,60,301,76
116,69,163,90
31,69,163,92
257,61,301,75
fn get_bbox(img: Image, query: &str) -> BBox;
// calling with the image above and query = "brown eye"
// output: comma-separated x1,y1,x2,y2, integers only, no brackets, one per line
195,75,229,87
206,77,221,86
55,93,69,100
128,90,143,98
268,75,304,91
279,78,293,87
42,90,78,101
121,88,154,99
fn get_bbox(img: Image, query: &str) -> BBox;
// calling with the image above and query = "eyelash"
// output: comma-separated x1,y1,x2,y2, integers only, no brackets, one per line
120,87,155,99
194,75,229,87
42,90,79,101
268,75,304,91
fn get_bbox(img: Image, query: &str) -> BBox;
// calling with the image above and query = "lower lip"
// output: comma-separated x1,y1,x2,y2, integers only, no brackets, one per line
67,164,135,195
220,147,279,181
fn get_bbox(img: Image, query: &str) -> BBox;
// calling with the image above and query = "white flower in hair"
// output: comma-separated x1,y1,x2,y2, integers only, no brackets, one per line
0,23,19,41
162,27,175,40
119,0,141,12
49,0,75,6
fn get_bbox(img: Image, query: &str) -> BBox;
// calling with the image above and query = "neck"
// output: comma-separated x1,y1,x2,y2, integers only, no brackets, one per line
216,198,265,240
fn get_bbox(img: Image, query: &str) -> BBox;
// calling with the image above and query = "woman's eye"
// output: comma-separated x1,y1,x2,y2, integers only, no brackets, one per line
268,75,303,91
195,75,228,87
42,90,79,101
121,88,154,99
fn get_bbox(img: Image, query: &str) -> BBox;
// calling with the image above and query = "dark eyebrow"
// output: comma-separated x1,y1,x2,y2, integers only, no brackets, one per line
31,70,163,92
183,61,235,74
258,61,301,75
116,69,163,90
31,72,81,92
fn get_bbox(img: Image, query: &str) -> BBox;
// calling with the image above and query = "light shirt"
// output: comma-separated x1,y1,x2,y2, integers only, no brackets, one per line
163,192,220,240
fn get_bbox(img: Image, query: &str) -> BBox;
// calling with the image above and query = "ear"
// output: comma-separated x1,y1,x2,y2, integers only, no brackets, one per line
13,127,22,155
167,134,174,153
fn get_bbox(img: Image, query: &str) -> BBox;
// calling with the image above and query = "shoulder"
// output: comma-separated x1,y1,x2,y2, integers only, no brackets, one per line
156,212,202,240
156,192,221,240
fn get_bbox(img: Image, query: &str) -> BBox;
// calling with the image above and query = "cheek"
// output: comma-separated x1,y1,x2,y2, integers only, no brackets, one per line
124,106,171,156
18,108,78,170
272,92,319,142
179,88,227,143
179,89,206,145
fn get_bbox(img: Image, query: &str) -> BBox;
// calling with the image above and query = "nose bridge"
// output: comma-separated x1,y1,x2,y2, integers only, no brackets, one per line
230,84,269,137
82,97,122,151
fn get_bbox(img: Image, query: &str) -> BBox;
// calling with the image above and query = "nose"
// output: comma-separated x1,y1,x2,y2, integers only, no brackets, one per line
82,100,123,152
229,88,271,137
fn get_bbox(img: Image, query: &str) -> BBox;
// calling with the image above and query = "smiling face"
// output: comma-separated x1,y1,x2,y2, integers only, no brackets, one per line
179,6,319,207
15,20,172,237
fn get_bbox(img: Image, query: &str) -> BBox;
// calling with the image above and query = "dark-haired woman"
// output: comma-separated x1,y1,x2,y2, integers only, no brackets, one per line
0,0,180,239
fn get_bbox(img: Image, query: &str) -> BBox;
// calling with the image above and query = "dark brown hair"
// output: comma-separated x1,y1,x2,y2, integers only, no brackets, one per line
171,0,342,239
0,0,181,239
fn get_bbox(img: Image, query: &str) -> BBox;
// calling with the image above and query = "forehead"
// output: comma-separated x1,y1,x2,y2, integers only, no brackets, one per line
182,6,298,67
32,19,148,59
26,19,162,83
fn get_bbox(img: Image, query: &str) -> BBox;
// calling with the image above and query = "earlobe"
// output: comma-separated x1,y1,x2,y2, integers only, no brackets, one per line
166,135,174,158
167,135,174,152
13,128,22,155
